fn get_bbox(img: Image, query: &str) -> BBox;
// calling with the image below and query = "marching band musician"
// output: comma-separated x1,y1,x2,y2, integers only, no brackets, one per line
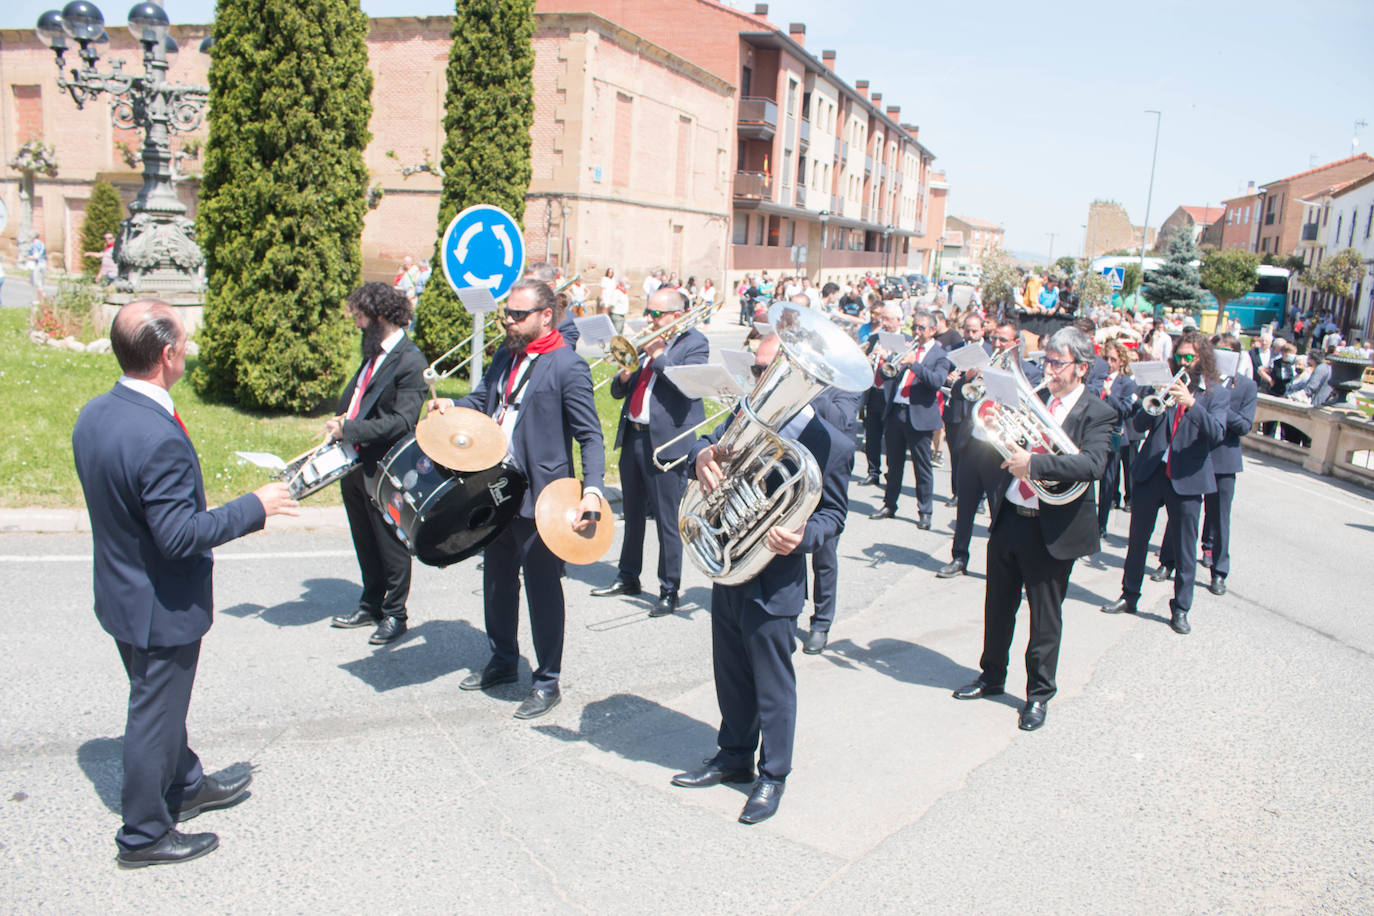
1100,331,1228,635
1198,334,1258,597
671,333,854,825
1095,339,1138,538
952,327,1116,732
590,287,709,617
428,278,606,719
940,313,990,506
327,283,429,646
859,303,905,487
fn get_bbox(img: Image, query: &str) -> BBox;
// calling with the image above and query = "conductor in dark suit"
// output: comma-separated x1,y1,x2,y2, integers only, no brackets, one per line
432,279,606,720
72,301,298,868
953,327,1115,732
671,332,854,825
872,309,951,528
327,283,429,645
591,287,708,616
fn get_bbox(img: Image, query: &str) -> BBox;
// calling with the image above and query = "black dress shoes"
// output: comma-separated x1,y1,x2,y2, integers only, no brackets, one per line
802,629,828,655
116,829,219,869
952,679,1005,700
870,505,896,520
459,663,519,691
513,687,561,719
331,608,380,629
590,578,641,597
177,772,252,822
1018,700,1048,731
671,759,755,788
1150,564,1173,582
1208,575,1227,596
936,558,967,578
368,616,406,645
649,593,679,617
916,514,932,530
860,473,880,487
738,778,785,825
1170,610,1191,635
1100,597,1138,615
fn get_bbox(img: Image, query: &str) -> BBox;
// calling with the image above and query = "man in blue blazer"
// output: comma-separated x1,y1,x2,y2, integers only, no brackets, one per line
1200,335,1258,597
1101,332,1229,634
670,332,854,825
591,287,708,616
873,309,951,528
72,301,297,867
433,279,606,720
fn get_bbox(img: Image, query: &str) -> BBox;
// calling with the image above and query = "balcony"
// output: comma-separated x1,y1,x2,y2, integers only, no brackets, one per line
1301,223,1319,242
799,117,810,149
733,170,773,200
737,97,778,141
795,185,807,208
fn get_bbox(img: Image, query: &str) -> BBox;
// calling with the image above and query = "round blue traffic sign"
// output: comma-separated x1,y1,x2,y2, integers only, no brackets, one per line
439,204,526,302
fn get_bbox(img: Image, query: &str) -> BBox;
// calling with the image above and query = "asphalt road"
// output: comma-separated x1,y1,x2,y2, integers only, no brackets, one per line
2,318,1373,912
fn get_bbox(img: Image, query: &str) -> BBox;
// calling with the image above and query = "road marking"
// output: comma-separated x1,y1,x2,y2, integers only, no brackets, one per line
0,550,354,563
1248,466,1374,517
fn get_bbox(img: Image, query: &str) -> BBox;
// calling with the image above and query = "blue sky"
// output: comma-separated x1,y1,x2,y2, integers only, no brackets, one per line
8,0,1371,257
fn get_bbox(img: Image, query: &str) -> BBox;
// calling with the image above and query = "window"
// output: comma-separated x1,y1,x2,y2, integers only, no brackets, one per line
784,219,794,248
741,66,752,97
787,80,797,116
733,214,749,245
782,152,791,188
796,155,806,185
12,85,42,145
1367,204,1373,239
754,215,764,246
802,91,811,120
767,215,781,247
674,116,691,199
1336,214,1342,241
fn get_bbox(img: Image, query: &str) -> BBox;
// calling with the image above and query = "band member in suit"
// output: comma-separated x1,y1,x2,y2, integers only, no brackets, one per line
1199,335,1258,596
952,326,1115,731
859,303,905,486
430,279,606,719
941,313,991,504
671,333,854,824
72,301,298,867
1074,317,1110,396
939,321,1043,578
1101,332,1228,635
591,287,709,616
327,283,429,645
1096,339,1138,537
872,310,951,528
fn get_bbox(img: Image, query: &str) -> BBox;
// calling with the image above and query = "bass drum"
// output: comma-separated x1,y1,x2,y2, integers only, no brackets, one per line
371,434,528,568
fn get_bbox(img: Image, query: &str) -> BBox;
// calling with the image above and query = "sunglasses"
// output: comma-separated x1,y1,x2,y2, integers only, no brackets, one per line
504,307,546,322
646,309,674,319
1176,352,1198,363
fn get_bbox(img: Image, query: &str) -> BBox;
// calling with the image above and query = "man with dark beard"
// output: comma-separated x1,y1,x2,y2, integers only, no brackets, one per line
327,283,429,645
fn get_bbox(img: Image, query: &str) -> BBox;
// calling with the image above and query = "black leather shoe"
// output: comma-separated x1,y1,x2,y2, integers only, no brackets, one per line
802,629,827,654
739,778,785,825
1100,598,1138,615
1208,575,1227,596
871,506,896,520
860,474,880,487
916,514,932,530
1150,564,1173,582
1170,610,1191,635
513,687,561,719
368,616,406,645
1099,527,1108,538
936,558,967,578
116,830,219,869
671,759,755,788
460,663,519,691
1018,700,1048,731
952,679,1005,700
331,608,379,629
177,772,252,822
946,494,958,507
649,593,679,617
590,578,641,597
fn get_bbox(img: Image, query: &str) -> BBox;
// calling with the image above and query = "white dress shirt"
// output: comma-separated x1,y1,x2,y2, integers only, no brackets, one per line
1005,383,1084,510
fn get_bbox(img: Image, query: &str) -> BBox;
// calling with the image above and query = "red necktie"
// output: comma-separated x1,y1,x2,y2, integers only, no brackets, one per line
173,409,188,437
1166,402,1185,478
900,345,925,398
628,356,654,417
347,358,377,420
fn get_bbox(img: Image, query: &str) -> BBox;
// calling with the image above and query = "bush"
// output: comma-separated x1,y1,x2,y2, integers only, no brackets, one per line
78,180,124,280
30,277,102,339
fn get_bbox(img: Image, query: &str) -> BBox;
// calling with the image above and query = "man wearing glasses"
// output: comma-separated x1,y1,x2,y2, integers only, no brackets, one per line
952,327,1115,731
429,279,606,719
591,287,709,617
872,310,951,529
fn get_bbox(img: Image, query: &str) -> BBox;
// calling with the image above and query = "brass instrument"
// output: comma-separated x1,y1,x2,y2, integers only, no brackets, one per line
1141,369,1190,416
590,301,713,391
877,340,917,379
651,404,733,472
969,345,1088,506
678,302,872,585
960,345,1020,400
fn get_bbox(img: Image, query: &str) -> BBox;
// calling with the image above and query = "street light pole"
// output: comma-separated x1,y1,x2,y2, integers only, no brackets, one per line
1140,109,1162,313
1045,232,1056,269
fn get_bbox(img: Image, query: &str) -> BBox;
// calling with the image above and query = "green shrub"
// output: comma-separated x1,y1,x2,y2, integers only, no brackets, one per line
78,180,124,280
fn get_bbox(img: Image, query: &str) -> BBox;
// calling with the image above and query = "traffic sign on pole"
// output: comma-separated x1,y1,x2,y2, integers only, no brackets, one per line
1102,266,1125,290
439,204,526,302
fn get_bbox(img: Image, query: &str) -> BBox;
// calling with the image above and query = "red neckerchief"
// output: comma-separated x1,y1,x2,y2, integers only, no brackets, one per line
524,328,564,355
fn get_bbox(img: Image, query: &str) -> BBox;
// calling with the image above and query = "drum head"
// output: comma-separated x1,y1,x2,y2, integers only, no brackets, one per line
412,464,528,567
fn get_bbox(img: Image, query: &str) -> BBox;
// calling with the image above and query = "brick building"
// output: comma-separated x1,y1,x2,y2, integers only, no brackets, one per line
1217,185,1262,251
1084,200,1154,259
1157,205,1223,247
1254,154,1374,256
944,215,1003,266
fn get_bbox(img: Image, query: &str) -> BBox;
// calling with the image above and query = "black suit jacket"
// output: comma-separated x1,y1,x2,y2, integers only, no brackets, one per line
943,340,994,424
882,341,951,431
337,335,429,470
72,385,266,648
1212,375,1258,474
609,327,710,461
1085,355,1110,397
1131,383,1229,495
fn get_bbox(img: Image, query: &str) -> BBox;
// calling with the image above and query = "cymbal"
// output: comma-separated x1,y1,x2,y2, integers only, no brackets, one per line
415,407,506,471
534,478,614,565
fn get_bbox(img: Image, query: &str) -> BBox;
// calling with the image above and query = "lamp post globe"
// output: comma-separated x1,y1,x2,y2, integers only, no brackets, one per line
35,10,68,50
58,0,104,41
127,1,170,45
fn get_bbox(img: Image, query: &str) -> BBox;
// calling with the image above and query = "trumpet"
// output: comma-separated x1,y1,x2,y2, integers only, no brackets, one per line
876,340,917,379
1141,369,1190,416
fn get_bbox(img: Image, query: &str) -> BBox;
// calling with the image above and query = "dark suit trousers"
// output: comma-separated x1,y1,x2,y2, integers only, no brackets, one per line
883,414,934,515
1202,473,1237,578
944,416,967,492
952,442,997,563
115,639,204,850
1122,468,1202,612
484,516,565,689
979,511,1073,702
808,531,840,633
617,427,686,596
1097,442,1131,531
341,469,411,618
862,388,886,475
711,585,798,780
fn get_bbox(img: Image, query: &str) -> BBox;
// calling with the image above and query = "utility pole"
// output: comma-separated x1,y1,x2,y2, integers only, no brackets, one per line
1140,109,1162,314
1046,232,1056,268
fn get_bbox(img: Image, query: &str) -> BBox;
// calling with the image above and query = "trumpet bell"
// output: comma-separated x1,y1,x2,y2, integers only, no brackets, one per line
607,335,640,372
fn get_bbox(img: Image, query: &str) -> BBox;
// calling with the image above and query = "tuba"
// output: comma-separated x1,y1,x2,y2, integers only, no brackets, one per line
970,345,1088,507
678,302,873,585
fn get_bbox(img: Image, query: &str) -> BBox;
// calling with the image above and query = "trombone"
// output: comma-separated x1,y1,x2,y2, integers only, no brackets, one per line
651,402,735,471
1141,369,1190,416
590,300,713,390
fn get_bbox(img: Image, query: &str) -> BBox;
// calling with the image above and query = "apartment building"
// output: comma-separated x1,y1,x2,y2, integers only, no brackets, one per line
1218,185,1262,251
1255,154,1374,256
944,216,1004,266
1157,205,1223,246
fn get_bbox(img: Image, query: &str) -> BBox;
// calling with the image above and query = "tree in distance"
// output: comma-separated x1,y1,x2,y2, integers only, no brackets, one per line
1200,248,1259,333
1054,255,1080,277
1142,228,1204,318
1121,262,1143,301
1077,269,1112,309
978,247,1020,310
78,180,124,280
193,0,373,411
1308,248,1365,319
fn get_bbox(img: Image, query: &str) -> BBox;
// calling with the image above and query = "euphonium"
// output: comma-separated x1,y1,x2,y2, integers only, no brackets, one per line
970,345,1088,507
1141,368,1190,416
678,302,872,585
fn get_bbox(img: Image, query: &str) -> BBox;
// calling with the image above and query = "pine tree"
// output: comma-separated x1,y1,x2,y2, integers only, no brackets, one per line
192,0,373,411
78,180,124,279
1142,228,1204,317
412,0,536,361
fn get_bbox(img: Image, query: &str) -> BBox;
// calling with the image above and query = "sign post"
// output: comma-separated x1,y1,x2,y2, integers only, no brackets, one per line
1101,266,1125,290
439,204,526,387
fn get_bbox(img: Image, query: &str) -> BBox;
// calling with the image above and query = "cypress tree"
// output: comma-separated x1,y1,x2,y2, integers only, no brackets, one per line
412,0,536,361
78,180,124,279
1142,227,1204,318
192,0,373,411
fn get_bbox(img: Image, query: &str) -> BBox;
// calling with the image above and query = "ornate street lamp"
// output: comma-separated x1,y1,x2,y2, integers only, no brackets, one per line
35,1,210,291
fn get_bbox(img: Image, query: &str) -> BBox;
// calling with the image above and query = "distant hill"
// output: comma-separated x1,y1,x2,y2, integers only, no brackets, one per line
1005,249,1049,266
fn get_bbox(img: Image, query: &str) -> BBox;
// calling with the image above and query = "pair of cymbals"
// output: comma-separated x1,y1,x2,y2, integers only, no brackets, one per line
416,407,507,471
535,478,614,565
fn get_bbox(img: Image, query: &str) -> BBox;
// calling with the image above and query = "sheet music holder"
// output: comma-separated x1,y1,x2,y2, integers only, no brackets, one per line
1132,360,1176,388
235,451,288,472
573,314,616,345
876,331,907,353
718,349,757,390
455,287,499,314
752,320,773,337
979,368,1020,406
947,342,992,371
1214,349,1242,378
662,364,748,401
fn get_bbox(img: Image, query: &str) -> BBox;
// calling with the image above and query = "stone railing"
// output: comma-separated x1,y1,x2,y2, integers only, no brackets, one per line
1244,394,1374,488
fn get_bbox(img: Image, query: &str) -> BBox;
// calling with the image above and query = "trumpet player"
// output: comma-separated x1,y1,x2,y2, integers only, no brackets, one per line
1101,332,1228,635
859,303,905,487
590,288,709,617
952,327,1116,732
872,310,951,529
